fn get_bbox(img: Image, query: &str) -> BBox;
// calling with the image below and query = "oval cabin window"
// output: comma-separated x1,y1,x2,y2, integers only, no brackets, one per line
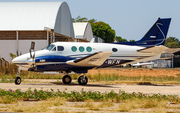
71,46,77,52
86,46,92,52
112,48,118,52
79,46,85,52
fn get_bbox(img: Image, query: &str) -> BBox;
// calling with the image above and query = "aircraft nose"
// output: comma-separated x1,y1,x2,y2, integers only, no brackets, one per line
12,53,30,64
12,57,18,63
12,57,22,64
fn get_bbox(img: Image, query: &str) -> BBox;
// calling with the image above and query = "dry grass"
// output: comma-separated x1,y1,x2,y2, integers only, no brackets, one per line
2,96,180,113
8,97,66,112
88,68,180,77
117,98,168,112
74,99,114,111
0,96,17,104
86,68,180,84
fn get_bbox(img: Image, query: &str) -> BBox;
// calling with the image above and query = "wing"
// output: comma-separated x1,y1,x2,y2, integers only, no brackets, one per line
66,51,112,67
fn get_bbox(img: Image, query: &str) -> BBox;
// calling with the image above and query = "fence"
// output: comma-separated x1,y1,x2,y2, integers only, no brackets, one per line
0,58,9,67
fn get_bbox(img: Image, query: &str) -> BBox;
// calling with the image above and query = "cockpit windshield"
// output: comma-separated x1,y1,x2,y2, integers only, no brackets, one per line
46,44,55,50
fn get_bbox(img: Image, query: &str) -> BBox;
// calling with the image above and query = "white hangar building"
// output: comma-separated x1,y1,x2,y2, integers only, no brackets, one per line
0,2,93,62
73,22,94,42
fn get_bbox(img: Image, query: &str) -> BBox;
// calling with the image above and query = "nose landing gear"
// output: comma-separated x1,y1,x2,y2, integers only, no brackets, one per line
15,67,21,85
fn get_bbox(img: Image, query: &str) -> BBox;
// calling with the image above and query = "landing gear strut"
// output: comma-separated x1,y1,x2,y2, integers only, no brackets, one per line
78,75,88,85
15,67,21,85
62,75,72,84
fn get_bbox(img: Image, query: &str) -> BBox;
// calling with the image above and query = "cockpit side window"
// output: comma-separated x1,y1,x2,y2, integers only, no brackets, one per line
46,44,55,51
58,46,64,51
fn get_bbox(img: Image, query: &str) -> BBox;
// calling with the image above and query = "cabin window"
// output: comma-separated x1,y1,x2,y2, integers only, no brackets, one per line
71,46,77,52
112,48,118,52
52,47,56,51
46,44,55,50
58,46,64,51
79,46,84,52
86,46,92,52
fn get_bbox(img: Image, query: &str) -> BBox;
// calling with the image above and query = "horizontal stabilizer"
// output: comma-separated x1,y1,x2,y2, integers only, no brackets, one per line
137,45,168,54
66,51,112,67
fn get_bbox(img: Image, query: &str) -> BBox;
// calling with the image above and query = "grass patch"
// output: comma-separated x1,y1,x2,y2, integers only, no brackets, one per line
8,96,66,112
87,70,180,84
117,98,168,112
0,88,178,112
0,96,17,104
0,88,179,103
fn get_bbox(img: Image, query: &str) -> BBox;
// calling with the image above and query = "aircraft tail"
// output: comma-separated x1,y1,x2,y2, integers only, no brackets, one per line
115,18,171,47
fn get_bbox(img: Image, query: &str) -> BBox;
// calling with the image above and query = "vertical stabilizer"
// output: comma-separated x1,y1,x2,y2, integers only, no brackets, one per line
137,18,171,46
114,18,171,47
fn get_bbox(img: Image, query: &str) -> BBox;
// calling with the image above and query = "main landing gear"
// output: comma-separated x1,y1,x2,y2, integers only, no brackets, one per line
62,74,88,85
62,75,72,84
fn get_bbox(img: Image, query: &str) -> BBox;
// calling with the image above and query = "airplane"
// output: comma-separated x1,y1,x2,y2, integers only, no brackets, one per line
12,18,171,85
131,62,154,68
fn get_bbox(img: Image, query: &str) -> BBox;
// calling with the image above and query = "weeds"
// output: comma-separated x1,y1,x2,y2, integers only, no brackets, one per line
0,88,179,103
0,88,178,112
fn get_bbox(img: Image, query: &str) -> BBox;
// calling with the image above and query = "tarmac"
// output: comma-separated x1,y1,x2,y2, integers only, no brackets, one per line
0,79,180,96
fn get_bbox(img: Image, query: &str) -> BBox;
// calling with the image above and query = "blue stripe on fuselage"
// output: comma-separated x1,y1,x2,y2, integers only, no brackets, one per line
35,55,75,63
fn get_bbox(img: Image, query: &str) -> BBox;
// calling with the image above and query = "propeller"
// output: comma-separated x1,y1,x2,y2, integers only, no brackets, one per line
16,50,19,57
16,50,22,57
29,42,35,60
27,42,36,69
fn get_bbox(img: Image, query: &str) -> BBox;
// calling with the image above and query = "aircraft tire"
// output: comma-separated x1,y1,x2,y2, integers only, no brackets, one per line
15,77,21,85
78,76,88,85
62,75,72,84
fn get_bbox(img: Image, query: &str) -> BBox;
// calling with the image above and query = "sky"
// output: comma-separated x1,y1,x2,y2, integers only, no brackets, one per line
1,0,179,41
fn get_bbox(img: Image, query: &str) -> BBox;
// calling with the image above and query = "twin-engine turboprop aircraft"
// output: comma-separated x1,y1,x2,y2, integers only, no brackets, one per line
12,18,171,85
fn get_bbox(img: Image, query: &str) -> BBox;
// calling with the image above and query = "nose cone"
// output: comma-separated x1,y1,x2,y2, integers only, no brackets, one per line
12,57,19,64
12,53,30,64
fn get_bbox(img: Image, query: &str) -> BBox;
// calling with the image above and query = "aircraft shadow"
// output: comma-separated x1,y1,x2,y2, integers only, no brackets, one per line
23,82,115,88
50,82,115,88
137,82,173,86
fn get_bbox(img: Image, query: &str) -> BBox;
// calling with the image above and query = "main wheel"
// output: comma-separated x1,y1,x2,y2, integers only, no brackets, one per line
62,75,72,84
78,75,88,85
15,77,21,85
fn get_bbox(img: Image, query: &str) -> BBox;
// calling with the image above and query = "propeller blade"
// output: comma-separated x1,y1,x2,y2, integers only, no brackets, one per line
29,42,35,58
32,52,35,60
31,42,35,50
16,50,19,57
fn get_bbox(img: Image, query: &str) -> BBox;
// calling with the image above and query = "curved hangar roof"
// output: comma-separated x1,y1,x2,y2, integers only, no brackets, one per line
73,22,93,41
0,2,74,38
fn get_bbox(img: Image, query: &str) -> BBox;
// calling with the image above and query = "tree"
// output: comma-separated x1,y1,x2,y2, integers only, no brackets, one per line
91,22,115,42
72,16,88,22
166,42,179,48
72,16,97,24
165,37,180,48
129,40,135,42
72,16,115,42
115,36,135,42
115,36,128,42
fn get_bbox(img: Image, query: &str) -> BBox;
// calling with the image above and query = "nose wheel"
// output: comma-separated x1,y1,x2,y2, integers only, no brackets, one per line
15,77,21,85
62,75,72,84
15,67,21,85
78,75,88,85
